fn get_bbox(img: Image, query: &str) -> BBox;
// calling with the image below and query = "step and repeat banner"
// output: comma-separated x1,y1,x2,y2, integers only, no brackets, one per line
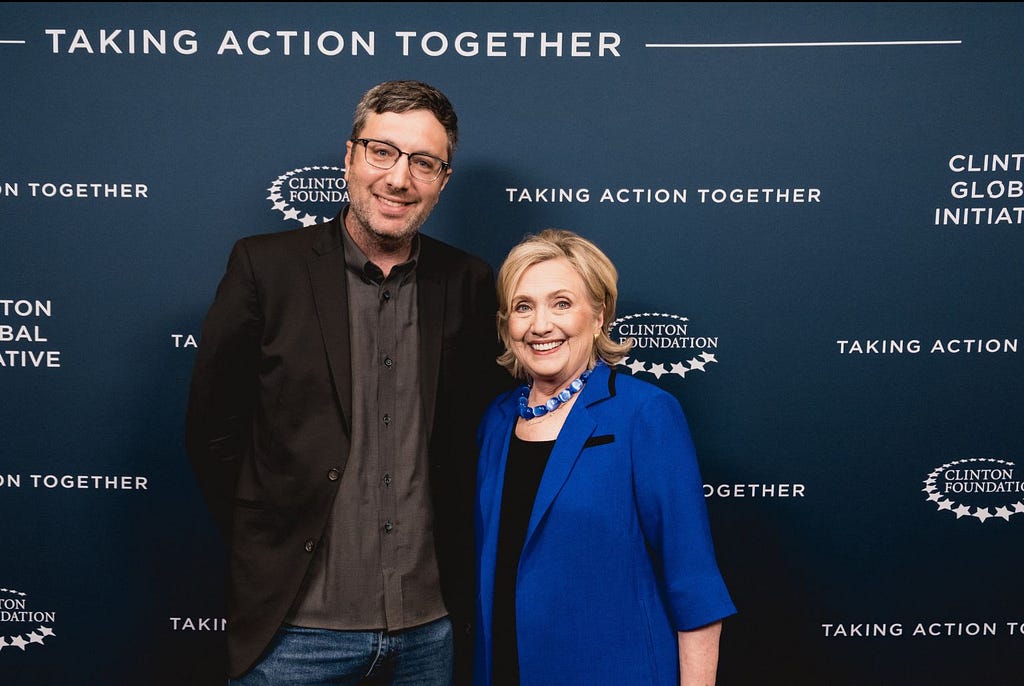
2,3,1021,684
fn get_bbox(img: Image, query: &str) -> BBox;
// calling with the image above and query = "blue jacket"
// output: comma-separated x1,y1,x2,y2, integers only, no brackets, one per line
474,363,736,686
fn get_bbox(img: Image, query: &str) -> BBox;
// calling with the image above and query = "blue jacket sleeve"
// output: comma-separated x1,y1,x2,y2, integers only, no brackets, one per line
629,389,737,630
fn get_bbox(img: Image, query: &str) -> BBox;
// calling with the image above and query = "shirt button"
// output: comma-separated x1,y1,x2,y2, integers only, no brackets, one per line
382,290,391,302
304,539,316,553
383,473,392,486
384,356,393,368
383,520,394,533
383,414,391,425
327,467,340,481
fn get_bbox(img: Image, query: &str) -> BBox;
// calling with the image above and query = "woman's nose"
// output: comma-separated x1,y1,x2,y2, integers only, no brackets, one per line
531,307,551,333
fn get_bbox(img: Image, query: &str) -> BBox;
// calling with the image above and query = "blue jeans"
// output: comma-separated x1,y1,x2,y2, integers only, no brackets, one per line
230,616,454,686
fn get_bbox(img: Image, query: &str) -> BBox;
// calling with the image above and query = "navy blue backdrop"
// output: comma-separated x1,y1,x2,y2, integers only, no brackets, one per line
2,3,1022,684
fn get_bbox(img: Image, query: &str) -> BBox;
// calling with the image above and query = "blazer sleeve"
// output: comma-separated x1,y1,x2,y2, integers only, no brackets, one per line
184,238,263,539
629,390,737,630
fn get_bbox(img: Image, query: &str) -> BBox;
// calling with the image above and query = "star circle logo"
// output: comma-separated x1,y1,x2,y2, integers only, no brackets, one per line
922,458,1024,522
267,165,348,226
609,312,718,381
0,587,56,653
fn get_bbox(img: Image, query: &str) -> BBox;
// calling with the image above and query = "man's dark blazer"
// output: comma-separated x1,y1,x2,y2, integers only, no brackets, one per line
185,213,507,681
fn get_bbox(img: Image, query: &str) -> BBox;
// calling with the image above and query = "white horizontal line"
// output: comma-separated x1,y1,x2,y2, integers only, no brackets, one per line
646,40,962,48
0,40,27,44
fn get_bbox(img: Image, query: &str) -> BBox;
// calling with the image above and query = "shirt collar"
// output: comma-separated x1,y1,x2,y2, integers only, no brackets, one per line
341,210,420,285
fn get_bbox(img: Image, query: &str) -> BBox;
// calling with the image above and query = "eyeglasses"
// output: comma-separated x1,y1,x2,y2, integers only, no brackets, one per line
350,138,451,183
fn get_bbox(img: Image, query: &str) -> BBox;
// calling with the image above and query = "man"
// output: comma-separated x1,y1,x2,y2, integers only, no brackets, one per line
185,80,507,685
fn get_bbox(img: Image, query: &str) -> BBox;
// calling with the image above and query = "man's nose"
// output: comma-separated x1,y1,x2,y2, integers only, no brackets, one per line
383,154,414,188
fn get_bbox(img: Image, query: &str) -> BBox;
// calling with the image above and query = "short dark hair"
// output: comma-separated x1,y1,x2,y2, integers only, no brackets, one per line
350,80,458,160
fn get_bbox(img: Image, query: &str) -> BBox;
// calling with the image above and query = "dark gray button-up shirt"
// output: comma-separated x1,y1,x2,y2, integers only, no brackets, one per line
286,226,445,631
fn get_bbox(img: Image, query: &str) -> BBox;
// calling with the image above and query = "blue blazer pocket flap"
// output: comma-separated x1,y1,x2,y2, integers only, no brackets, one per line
583,434,615,448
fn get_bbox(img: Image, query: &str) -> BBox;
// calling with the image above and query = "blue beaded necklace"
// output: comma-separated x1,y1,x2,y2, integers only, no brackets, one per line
517,363,599,420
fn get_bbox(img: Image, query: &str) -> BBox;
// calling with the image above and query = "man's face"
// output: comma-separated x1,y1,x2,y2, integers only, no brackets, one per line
344,109,452,247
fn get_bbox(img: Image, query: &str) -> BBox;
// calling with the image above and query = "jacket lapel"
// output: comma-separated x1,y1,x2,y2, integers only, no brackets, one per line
416,239,445,439
307,216,353,435
476,400,516,671
522,363,612,553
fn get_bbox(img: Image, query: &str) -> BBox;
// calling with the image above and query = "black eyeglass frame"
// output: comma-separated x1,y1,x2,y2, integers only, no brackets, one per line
350,138,451,182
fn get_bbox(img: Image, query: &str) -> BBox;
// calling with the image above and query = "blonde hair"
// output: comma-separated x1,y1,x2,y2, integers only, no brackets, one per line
496,229,633,379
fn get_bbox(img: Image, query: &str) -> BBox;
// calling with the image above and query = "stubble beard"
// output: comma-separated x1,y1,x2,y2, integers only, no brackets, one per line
347,193,429,255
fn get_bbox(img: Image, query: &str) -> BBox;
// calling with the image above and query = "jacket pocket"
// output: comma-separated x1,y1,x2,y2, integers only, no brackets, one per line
583,434,615,448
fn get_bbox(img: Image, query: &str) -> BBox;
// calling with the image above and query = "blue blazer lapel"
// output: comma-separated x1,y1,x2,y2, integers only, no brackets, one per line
476,398,517,674
522,363,612,553
478,403,516,554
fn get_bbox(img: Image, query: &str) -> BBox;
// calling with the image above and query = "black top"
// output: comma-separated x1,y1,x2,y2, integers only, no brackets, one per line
492,431,556,686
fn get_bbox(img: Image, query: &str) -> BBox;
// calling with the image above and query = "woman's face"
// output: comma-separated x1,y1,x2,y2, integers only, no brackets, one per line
508,257,603,390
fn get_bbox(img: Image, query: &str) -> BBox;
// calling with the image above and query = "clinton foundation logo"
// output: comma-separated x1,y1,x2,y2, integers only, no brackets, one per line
268,166,347,226
0,587,56,653
609,313,717,381
923,458,1024,522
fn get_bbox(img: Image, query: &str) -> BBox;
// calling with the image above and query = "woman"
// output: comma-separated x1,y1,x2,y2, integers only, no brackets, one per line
474,229,736,686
